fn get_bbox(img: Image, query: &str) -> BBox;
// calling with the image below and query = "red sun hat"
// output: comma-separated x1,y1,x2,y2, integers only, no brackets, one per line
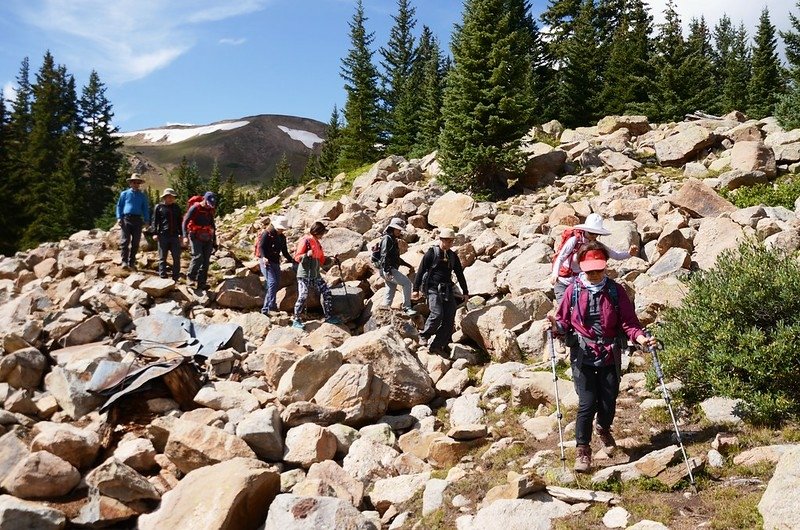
579,249,608,272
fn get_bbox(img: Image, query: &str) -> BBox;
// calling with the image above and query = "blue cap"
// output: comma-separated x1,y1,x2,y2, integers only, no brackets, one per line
204,191,217,207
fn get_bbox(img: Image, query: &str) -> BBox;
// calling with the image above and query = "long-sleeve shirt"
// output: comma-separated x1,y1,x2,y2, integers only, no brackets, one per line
116,188,150,223
151,203,183,237
413,245,468,295
551,236,631,285
379,232,411,272
259,227,293,264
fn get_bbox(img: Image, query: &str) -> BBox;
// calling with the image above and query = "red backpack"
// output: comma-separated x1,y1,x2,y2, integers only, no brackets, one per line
186,196,215,239
551,228,585,278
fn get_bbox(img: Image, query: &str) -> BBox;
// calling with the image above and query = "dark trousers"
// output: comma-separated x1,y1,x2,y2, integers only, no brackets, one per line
157,235,181,280
421,287,457,349
120,215,143,266
294,277,333,319
572,363,620,446
188,236,213,286
262,261,281,313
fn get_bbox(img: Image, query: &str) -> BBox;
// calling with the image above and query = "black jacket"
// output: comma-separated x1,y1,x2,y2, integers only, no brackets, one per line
151,203,183,237
379,232,411,272
413,245,468,295
259,227,293,264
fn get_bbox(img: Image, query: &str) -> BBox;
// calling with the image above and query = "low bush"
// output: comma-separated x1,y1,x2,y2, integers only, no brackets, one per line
720,175,800,210
655,241,800,425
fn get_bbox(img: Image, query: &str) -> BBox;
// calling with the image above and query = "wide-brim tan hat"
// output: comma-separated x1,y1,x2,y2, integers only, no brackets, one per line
128,173,144,182
272,215,289,230
439,228,456,239
161,187,177,198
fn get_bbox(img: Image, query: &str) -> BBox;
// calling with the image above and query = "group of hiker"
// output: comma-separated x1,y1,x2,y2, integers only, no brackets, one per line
117,172,662,474
116,173,217,290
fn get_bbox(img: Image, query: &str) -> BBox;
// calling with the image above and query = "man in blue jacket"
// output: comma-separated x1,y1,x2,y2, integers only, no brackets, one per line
115,173,150,270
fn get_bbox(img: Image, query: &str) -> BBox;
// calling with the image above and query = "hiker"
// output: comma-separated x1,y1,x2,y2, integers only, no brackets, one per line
291,221,341,329
182,191,217,291
115,173,150,270
550,213,639,305
412,228,469,357
150,188,183,281
378,218,417,316
258,215,293,315
547,241,656,473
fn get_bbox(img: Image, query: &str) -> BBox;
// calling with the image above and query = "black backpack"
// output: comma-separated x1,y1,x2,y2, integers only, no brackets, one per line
371,235,392,267
420,245,453,292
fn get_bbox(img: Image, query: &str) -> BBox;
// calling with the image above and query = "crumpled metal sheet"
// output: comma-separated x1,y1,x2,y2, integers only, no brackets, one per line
97,358,184,412
132,314,243,358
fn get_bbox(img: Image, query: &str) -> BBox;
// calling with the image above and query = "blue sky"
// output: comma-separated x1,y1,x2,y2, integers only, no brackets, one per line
0,0,795,132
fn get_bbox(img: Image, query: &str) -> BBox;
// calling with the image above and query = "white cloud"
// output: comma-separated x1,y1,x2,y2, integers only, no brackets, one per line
649,0,795,46
7,0,271,83
2,82,16,103
219,37,247,46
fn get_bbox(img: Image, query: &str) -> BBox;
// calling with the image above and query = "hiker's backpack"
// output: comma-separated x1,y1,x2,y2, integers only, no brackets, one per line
186,196,215,239
254,229,266,258
370,235,392,268
420,245,453,292
569,279,630,354
552,228,585,278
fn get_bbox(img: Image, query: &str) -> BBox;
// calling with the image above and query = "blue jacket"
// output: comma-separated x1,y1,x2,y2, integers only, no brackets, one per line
116,188,150,223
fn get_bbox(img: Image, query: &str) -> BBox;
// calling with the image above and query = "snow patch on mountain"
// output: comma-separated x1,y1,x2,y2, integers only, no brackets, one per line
118,121,249,144
277,126,324,148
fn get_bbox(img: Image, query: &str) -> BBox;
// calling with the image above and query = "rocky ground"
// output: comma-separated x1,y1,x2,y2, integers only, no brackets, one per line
0,112,799,529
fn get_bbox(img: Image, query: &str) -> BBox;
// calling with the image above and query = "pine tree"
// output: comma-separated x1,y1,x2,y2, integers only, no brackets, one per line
600,1,653,115
272,152,293,191
777,2,800,128
301,153,320,183
19,53,81,248
540,0,582,62
339,0,381,169
438,0,536,194
682,17,718,113
412,27,446,157
3,58,33,253
208,159,222,197
558,0,602,127
379,0,417,152
170,156,204,205
317,105,343,179
219,173,237,216
748,8,783,119
0,96,12,255
79,70,123,227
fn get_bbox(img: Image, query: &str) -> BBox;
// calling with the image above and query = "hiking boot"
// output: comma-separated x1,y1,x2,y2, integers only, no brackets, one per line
402,306,418,316
429,344,450,358
595,424,617,454
325,315,342,325
574,445,592,473
159,272,168,279
121,264,131,271
291,319,305,330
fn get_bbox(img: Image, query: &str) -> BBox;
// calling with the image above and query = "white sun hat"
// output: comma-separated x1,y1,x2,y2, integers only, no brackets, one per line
438,228,456,239
388,218,407,231
272,215,289,230
574,213,611,235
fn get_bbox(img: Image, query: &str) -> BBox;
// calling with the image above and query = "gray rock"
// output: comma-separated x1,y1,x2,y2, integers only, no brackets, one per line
1,451,80,499
84,458,161,502
0,494,66,530
700,397,744,424
263,494,377,530
236,406,284,461
758,445,800,530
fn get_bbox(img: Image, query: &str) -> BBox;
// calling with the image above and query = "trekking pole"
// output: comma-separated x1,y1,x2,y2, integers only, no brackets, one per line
645,332,697,493
547,329,567,472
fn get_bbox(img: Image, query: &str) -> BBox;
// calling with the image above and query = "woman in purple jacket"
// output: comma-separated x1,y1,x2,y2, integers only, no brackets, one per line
548,241,656,473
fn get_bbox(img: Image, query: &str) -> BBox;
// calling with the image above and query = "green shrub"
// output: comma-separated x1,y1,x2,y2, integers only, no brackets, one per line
720,175,800,210
656,241,800,425
775,85,800,131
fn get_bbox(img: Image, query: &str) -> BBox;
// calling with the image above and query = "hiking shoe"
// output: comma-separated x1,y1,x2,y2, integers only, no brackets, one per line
159,272,168,279
402,307,418,316
429,345,450,358
325,315,342,325
121,264,131,271
574,445,592,473
595,424,617,453
291,319,305,330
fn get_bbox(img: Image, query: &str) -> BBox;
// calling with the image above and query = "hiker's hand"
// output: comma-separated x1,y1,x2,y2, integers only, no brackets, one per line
412,290,420,300
629,245,639,256
545,314,558,330
306,250,313,257
637,334,657,348
386,272,395,282
549,276,557,286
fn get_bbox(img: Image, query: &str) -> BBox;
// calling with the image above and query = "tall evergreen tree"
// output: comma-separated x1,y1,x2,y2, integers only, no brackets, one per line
219,173,237,216
600,1,653,114
682,17,718,113
540,0,582,63
170,156,204,205
79,70,123,227
339,0,381,169
558,0,602,127
208,159,222,198
19,53,80,248
777,2,800,128
317,105,343,179
0,96,12,255
379,0,417,151
412,27,446,157
748,8,783,119
3,58,33,253
438,0,536,194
